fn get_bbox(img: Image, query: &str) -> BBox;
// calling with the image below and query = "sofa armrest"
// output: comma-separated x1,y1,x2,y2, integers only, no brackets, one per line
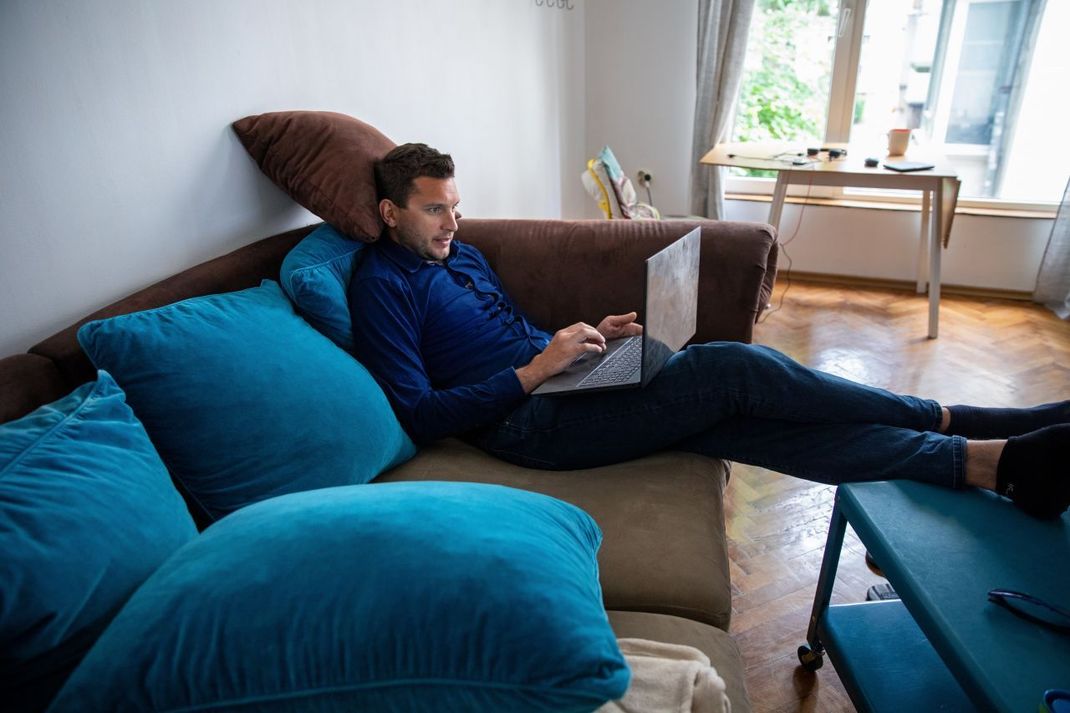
456,219,777,344
0,354,69,425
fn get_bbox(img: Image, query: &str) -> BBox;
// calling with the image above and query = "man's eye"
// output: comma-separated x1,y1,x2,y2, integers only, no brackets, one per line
427,207,441,214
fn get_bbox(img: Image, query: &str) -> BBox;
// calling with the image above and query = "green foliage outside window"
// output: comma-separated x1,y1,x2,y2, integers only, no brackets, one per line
732,0,836,146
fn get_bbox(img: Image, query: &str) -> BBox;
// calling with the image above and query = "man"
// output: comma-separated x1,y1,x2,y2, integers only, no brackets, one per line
348,143,1070,519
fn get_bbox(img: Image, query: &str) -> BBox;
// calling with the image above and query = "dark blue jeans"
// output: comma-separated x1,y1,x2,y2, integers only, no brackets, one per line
472,342,966,488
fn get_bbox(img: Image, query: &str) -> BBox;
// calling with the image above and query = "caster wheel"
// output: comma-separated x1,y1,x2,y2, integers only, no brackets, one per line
797,644,824,671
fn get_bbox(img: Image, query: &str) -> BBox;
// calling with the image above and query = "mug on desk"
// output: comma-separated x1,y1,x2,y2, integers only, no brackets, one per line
887,129,911,156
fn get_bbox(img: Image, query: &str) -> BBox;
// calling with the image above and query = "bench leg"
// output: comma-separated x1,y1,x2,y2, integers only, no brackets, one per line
798,493,848,671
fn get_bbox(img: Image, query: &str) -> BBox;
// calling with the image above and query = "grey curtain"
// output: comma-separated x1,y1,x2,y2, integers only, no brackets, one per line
1034,176,1070,319
690,0,755,219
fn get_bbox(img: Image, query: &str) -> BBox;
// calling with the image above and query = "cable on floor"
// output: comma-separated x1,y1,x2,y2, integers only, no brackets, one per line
759,171,814,323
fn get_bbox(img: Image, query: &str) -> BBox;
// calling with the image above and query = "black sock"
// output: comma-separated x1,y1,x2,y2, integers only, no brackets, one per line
946,400,1070,440
996,424,1070,519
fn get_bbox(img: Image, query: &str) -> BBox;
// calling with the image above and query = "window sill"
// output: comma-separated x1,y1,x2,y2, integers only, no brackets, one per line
724,192,1057,220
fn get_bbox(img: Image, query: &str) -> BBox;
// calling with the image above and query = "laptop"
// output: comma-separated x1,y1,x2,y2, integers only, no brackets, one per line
532,227,700,396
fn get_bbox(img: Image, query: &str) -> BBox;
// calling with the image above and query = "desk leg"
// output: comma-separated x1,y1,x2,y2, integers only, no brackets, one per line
928,186,943,339
768,173,789,235
798,495,848,671
916,190,931,294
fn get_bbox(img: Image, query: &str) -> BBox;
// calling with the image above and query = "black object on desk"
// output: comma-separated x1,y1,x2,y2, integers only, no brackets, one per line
884,161,936,172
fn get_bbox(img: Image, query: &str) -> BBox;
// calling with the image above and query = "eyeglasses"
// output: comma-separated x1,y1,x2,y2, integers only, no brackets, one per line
988,589,1070,635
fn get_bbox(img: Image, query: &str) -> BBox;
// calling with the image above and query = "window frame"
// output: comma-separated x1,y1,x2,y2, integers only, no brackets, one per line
723,0,1062,213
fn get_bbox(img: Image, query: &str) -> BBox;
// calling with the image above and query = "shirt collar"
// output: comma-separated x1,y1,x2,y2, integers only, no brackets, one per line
376,236,459,274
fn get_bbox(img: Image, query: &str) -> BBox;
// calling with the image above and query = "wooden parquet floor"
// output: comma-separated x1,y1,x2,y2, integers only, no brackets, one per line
728,279,1070,713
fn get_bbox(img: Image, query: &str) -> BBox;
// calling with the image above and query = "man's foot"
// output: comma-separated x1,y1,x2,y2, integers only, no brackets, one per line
996,423,1070,519
946,400,1070,440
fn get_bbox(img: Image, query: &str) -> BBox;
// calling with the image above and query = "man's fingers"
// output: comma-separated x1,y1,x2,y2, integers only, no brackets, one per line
558,322,595,337
581,328,607,351
608,312,636,325
573,323,605,342
602,313,638,331
554,324,605,352
595,312,642,339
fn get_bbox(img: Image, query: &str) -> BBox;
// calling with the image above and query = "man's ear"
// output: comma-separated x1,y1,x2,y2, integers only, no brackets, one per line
379,199,398,228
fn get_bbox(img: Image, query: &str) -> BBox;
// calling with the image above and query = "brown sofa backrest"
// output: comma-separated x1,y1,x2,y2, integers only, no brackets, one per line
458,218,776,344
28,225,316,389
3,218,776,425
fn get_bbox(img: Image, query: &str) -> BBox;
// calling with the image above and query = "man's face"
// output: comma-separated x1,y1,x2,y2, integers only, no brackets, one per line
381,176,461,262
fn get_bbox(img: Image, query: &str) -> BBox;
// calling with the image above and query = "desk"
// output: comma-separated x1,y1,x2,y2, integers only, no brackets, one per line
700,142,960,338
799,481,1070,711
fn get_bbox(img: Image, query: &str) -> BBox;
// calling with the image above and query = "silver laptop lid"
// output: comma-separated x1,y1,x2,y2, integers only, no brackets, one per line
641,227,700,385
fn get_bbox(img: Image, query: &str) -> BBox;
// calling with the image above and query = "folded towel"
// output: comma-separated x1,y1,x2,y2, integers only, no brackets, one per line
597,638,730,713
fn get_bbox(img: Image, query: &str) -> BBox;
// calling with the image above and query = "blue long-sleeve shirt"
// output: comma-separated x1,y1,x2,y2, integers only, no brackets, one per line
348,238,552,444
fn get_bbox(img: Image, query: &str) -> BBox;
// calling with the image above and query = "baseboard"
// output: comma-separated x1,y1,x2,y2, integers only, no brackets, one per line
784,271,1034,302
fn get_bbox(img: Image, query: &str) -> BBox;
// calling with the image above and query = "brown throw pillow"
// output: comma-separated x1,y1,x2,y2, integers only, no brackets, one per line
232,111,396,242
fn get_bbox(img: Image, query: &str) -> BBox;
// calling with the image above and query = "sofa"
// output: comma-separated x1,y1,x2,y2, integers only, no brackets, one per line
0,113,778,712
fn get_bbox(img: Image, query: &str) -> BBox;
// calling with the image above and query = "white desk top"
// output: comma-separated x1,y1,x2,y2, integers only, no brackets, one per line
700,141,959,179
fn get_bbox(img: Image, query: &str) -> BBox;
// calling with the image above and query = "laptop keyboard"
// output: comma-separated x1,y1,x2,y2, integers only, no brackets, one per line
576,337,642,387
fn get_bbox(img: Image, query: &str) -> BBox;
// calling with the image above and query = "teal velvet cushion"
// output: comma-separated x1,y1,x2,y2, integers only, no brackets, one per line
49,482,630,712
280,222,365,352
0,372,197,712
77,280,416,523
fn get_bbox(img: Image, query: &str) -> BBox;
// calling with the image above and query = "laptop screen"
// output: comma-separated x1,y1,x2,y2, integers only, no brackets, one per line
641,227,700,385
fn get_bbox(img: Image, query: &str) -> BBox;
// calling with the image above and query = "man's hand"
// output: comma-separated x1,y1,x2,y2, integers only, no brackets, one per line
515,322,607,393
597,312,643,340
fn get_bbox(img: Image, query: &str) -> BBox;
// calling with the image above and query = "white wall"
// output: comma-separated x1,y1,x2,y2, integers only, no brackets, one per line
583,0,1054,293
0,0,586,356
583,0,697,219
727,201,1051,290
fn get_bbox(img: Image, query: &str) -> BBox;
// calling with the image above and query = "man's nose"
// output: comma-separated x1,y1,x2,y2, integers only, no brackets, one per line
444,211,459,231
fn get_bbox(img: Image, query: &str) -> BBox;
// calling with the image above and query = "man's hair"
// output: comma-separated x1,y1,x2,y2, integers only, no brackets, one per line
374,143,455,207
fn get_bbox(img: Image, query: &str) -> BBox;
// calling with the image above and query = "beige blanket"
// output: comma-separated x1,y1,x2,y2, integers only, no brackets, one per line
597,638,730,713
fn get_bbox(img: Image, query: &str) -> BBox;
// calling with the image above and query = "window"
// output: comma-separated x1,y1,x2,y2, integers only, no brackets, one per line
732,1,839,146
728,0,1070,206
